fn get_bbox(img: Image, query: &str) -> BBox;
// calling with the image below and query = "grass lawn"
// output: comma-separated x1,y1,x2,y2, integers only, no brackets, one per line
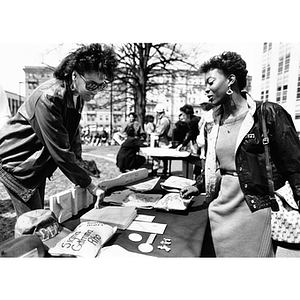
0,155,122,243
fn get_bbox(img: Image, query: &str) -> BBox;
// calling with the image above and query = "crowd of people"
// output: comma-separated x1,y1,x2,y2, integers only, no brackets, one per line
1,43,300,258
80,125,110,146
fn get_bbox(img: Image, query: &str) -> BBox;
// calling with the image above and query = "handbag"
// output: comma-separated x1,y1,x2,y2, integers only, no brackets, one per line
260,102,300,243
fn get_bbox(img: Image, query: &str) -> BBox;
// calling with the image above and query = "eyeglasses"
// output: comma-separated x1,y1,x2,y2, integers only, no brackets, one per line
78,73,108,92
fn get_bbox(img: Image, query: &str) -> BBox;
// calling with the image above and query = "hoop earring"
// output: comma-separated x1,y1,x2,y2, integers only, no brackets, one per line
70,82,76,91
226,85,233,96
70,81,79,96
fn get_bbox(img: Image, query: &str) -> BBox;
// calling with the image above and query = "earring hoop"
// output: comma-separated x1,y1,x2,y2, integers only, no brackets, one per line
226,85,233,96
70,82,76,92
70,81,79,96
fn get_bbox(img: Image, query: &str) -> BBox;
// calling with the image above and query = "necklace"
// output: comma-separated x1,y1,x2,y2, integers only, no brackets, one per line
223,122,233,133
222,107,248,133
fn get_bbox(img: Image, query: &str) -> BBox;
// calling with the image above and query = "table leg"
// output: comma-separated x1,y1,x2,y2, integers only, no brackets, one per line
168,159,172,175
182,160,193,179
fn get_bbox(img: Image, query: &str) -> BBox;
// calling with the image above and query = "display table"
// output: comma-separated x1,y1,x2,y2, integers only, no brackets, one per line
140,147,191,176
61,178,209,258
140,147,201,179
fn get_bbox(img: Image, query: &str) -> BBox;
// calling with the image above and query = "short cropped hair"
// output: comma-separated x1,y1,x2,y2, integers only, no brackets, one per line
200,51,248,91
180,104,194,116
145,115,154,123
54,43,118,82
128,112,137,119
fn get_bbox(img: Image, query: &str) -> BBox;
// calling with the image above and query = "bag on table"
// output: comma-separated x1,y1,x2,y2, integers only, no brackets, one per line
48,221,116,258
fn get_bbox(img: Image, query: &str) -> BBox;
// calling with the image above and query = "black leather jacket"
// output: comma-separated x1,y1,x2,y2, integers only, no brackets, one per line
0,79,91,202
195,98,300,212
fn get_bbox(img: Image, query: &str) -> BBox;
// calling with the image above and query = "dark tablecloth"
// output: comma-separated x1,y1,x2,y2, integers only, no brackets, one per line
62,178,209,257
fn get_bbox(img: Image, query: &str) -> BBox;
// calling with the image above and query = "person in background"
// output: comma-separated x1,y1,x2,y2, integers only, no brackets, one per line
180,51,300,257
116,124,148,173
176,104,200,153
153,103,170,147
144,114,155,143
176,104,201,177
172,113,188,147
152,103,170,175
0,83,11,130
0,43,118,216
124,112,145,139
114,112,145,144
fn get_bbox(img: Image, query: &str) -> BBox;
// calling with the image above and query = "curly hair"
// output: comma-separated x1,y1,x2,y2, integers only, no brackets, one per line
200,51,248,91
180,104,194,116
53,43,118,82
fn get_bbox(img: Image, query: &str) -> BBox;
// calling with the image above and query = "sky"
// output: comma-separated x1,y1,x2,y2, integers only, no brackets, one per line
2,0,298,99
0,42,263,97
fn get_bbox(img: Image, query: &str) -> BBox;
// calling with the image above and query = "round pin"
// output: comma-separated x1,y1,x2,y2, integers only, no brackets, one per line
138,243,154,253
128,233,142,242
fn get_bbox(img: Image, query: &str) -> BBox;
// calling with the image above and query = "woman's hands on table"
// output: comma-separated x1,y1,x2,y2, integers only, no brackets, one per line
176,144,187,151
180,185,200,199
86,182,106,209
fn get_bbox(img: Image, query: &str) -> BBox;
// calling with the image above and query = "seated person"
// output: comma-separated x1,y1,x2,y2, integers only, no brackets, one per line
116,125,148,173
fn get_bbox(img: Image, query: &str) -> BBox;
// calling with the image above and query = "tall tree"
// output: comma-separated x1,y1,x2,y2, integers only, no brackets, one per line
113,43,199,125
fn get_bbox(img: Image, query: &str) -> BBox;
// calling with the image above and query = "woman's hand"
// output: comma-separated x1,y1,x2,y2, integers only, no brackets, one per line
86,182,106,209
180,185,200,199
176,144,183,151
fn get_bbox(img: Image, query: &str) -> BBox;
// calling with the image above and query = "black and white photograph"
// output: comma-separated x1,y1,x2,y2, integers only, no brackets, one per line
1,1,299,299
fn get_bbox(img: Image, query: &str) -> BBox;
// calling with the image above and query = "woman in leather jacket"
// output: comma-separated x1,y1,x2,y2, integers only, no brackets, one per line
0,43,118,216
180,51,300,257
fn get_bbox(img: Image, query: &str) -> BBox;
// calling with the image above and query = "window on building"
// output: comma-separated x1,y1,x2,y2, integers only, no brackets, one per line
261,91,264,100
295,101,300,119
266,65,271,79
276,86,281,102
265,90,269,101
296,74,300,100
268,43,272,50
261,66,266,80
282,85,288,102
263,42,268,53
284,52,290,73
278,56,284,75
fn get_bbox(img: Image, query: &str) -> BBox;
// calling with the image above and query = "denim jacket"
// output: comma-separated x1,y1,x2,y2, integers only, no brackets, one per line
0,79,91,202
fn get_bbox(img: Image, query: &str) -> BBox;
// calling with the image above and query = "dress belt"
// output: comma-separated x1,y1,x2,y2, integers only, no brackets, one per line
219,169,239,177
